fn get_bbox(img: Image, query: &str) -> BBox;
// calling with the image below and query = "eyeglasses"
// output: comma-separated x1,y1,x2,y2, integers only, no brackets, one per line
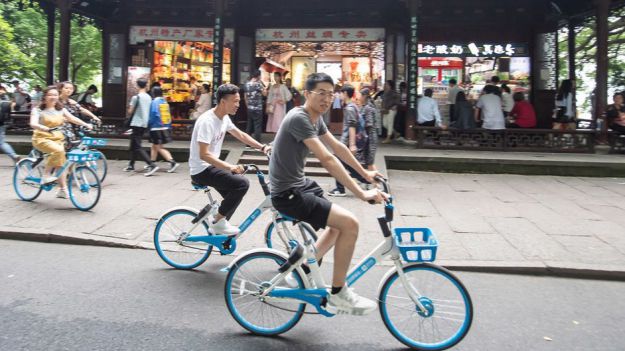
309,90,334,99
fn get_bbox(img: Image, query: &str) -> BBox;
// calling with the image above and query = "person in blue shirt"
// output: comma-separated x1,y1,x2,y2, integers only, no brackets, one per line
148,86,179,173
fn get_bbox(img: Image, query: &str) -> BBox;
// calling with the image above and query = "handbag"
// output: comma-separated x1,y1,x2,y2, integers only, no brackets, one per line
125,95,139,128
266,103,274,115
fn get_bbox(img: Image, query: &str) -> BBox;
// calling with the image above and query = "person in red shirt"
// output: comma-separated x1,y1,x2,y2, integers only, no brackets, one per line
507,92,536,128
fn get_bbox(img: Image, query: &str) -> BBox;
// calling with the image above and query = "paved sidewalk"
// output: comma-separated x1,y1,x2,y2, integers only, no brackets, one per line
2,140,625,279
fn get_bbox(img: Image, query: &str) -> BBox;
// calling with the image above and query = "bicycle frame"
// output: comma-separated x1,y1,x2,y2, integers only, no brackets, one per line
179,168,293,252
229,180,430,316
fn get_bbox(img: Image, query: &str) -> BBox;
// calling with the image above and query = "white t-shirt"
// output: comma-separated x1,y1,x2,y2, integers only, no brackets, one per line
476,94,505,130
188,109,235,175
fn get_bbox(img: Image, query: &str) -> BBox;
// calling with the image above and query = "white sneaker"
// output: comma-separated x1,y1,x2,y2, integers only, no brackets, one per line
326,286,377,316
208,218,240,235
41,176,58,184
55,188,69,199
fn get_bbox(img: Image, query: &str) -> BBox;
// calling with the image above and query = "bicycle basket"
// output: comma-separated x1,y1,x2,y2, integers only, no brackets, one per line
67,150,98,162
393,228,438,262
81,137,107,147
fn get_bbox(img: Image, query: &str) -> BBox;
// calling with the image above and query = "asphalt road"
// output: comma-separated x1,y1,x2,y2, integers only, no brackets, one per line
1,240,624,351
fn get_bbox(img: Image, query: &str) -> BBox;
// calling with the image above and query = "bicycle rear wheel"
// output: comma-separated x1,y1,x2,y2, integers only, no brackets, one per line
379,263,473,350
154,208,211,269
88,150,107,183
68,166,101,211
265,219,318,252
225,251,305,336
13,158,43,201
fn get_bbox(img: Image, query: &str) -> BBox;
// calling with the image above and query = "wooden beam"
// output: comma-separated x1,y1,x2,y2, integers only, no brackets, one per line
58,0,72,82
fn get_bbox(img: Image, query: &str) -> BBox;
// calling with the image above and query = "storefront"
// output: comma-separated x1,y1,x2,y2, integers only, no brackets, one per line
417,42,531,121
127,26,234,118
255,28,386,93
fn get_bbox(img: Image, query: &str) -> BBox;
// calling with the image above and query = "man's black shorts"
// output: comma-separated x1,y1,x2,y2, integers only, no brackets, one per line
271,179,332,231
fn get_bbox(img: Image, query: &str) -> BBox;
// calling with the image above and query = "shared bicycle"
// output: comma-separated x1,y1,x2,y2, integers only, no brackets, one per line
223,178,473,350
153,164,318,269
13,129,102,211
63,126,108,183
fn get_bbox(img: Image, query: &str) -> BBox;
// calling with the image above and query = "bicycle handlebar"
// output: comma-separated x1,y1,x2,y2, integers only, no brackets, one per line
367,176,391,205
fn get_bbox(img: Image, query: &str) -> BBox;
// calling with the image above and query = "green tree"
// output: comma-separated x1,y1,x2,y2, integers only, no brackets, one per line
0,0,102,93
0,11,31,82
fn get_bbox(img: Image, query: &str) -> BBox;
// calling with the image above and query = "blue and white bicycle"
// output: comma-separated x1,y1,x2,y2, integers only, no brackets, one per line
153,164,318,270
13,129,102,211
65,127,108,183
223,178,473,350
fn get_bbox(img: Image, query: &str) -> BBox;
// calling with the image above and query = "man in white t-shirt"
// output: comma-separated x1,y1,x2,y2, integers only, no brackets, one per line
189,84,270,234
475,84,505,130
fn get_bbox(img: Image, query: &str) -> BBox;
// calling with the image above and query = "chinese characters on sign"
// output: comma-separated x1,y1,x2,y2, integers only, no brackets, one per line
256,28,385,42
417,43,526,57
407,17,418,111
129,26,234,46
212,18,224,105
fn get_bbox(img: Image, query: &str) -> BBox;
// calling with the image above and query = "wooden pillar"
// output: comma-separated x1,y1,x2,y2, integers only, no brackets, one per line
212,0,225,105
406,0,419,140
568,20,577,119
595,0,610,131
43,3,56,85
58,0,72,82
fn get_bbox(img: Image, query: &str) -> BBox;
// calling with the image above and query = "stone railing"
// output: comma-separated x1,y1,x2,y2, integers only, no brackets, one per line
412,126,596,153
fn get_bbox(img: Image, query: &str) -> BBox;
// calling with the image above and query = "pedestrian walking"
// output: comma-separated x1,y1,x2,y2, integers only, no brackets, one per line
191,83,212,120
124,78,159,175
381,80,400,143
148,86,179,173
553,79,576,131
357,88,379,171
0,85,20,163
243,70,266,142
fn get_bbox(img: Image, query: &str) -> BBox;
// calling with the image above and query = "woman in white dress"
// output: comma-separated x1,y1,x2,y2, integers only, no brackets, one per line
266,72,292,132
191,84,212,120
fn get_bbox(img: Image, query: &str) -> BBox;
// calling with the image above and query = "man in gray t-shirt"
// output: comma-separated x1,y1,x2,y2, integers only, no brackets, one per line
269,73,386,316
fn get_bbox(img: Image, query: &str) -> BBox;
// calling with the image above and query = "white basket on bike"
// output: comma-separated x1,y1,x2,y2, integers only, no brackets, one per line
67,150,98,162
81,137,107,147
393,228,438,262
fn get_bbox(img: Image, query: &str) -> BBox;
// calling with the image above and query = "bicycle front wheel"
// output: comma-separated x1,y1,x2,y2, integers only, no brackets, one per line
13,158,42,201
265,219,318,252
225,251,305,336
154,208,211,269
379,263,473,350
68,166,101,211
88,150,107,183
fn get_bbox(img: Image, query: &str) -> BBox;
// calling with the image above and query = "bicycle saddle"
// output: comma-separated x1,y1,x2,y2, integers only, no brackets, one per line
191,181,209,191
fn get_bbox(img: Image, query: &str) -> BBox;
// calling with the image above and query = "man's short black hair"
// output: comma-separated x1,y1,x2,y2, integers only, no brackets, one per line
490,76,500,84
305,73,334,91
216,83,240,103
424,88,433,97
136,78,148,89
151,86,163,97
449,78,457,85
513,92,525,102
386,80,395,90
251,69,261,79
340,84,355,98
88,84,98,92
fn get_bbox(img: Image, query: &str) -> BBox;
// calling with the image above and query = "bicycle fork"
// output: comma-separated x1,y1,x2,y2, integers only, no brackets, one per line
393,260,429,314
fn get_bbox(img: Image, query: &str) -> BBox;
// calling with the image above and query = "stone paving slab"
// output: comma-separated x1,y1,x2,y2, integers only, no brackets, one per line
2,140,625,279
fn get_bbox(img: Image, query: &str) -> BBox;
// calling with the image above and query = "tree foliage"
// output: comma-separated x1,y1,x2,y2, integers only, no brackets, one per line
0,0,102,93
0,12,31,83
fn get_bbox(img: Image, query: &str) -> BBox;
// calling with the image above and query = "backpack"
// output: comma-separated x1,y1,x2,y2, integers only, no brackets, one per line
355,109,369,150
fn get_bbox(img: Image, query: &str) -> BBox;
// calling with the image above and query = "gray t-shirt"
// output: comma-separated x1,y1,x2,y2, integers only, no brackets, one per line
128,92,152,128
269,107,328,195
340,102,359,145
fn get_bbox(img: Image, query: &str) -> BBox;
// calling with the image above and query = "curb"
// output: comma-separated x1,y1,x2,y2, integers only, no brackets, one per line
3,229,625,281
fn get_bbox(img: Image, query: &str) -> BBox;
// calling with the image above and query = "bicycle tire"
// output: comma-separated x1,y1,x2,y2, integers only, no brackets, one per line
378,263,473,350
154,208,212,269
225,250,306,336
